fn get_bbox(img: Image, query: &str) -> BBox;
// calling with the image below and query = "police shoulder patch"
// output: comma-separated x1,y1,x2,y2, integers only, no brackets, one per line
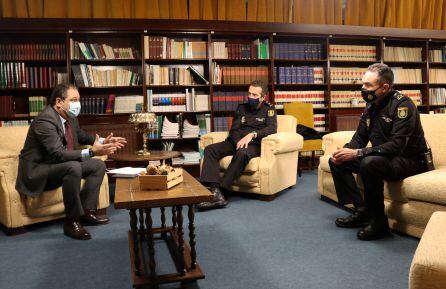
397,107,408,119
264,101,273,107
268,110,275,117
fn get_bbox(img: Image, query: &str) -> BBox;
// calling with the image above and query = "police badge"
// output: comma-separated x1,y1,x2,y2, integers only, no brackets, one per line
268,110,275,117
397,107,408,119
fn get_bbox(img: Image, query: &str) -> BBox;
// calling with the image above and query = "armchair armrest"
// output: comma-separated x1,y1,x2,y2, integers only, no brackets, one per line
322,131,355,155
262,132,303,154
199,132,229,149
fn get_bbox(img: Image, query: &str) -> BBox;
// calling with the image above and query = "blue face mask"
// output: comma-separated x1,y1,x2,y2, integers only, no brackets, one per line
248,97,260,109
63,101,81,118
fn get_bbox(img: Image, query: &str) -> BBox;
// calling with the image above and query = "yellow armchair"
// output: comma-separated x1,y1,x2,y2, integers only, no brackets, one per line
284,102,323,176
199,115,303,200
0,126,110,235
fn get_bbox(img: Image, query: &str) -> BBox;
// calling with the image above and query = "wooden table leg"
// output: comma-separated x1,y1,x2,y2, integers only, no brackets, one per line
138,209,145,240
176,205,186,275
144,208,157,285
129,209,141,276
172,206,177,229
160,207,167,238
188,205,197,270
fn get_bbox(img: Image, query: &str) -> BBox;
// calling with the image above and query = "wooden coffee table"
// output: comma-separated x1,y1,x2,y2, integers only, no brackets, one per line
114,170,213,288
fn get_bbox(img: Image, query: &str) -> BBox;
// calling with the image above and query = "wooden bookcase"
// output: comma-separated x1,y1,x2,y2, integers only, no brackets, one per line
1,19,446,160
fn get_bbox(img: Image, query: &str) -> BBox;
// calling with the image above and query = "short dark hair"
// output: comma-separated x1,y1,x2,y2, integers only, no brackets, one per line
250,80,269,96
49,83,78,106
367,63,394,86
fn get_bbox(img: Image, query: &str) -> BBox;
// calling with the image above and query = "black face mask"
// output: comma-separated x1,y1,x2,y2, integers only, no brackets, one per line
247,97,260,109
361,87,381,103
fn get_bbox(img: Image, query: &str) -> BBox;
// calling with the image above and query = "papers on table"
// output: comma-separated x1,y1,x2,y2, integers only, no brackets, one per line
107,167,146,178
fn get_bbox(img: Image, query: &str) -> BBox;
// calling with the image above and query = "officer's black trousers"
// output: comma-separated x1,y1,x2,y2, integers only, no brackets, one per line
200,140,260,189
328,155,425,218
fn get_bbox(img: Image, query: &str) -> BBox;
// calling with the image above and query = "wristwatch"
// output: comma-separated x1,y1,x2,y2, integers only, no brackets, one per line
251,131,258,139
88,148,95,158
356,149,364,158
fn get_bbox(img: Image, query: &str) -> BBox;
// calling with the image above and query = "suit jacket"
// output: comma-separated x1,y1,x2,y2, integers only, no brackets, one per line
15,106,95,197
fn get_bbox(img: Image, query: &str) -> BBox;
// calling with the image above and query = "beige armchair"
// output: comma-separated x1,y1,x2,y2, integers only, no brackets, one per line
0,126,110,235
199,115,303,200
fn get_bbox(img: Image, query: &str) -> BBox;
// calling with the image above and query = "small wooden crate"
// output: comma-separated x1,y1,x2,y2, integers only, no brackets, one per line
138,168,183,190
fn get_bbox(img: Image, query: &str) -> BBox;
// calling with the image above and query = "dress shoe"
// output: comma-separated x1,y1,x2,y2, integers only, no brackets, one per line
196,187,228,211
335,207,370,228
357,215,390,241
80,209,110,226
63,220,91,240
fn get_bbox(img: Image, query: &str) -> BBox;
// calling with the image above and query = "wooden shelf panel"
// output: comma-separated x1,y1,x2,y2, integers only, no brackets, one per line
212,58,270,63
146,85,209,88
71,59,141,65
145,58,208,63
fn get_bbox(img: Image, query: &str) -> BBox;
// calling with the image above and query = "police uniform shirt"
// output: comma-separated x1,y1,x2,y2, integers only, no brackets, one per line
345,90,427,159
228,101,277,145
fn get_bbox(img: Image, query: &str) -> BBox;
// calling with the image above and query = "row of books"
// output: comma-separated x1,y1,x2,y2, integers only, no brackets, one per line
429,108,446,114
330,91,366,108
72,65,142,87
274,43,323,60
70,40,140,60
29,96,47,116
328,45,376,61
274,66,324,84
212,91,248,111
144,36,207,59
429,47,446,62
212,39,270,59
79,96,109,115
392,68,422,83
145,64,208,85
147,89,210,112
212,65,269,84
113,95,143,113
0,43,66,61
213,116,233,132
429,88,446,105
401,90,423,105
429,69,446,83
384,46,422,62
313,114,327,132
330,67,368,84
0,62,67,88
274,91,326,108
0,120,30,127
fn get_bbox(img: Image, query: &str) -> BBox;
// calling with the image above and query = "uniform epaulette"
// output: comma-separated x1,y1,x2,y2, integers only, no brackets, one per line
263,101,273,107
393,91,408,102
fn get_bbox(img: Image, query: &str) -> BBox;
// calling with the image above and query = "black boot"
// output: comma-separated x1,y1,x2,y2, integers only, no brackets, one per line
357,215,390,241
335,207,370,228
196,187,228,211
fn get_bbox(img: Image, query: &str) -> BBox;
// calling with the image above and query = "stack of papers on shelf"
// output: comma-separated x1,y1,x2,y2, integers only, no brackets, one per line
182,119,200,138
161,117,179,138
172,157,184,165
181,151,201,164
107,167,146,178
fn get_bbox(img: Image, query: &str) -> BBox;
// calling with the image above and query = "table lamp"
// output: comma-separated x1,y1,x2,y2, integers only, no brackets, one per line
128,112,157,156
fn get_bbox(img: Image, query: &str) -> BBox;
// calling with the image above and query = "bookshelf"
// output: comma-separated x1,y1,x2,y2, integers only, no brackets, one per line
0,19,445,152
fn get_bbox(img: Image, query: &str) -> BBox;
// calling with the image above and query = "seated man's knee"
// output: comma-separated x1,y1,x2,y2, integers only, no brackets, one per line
359,156,384,173
66,161,82,178
235,148,249,158
91,158,106,174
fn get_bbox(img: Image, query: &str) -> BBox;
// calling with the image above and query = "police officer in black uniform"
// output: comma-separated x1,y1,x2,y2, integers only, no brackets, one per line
197,80,277,211
329,63,428,240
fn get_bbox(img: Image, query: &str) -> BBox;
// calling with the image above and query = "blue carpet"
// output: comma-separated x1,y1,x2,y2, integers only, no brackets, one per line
0,171,418,289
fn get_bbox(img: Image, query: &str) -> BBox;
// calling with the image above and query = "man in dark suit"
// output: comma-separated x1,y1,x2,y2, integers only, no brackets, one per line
197,80,277,211
16,84,126,240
